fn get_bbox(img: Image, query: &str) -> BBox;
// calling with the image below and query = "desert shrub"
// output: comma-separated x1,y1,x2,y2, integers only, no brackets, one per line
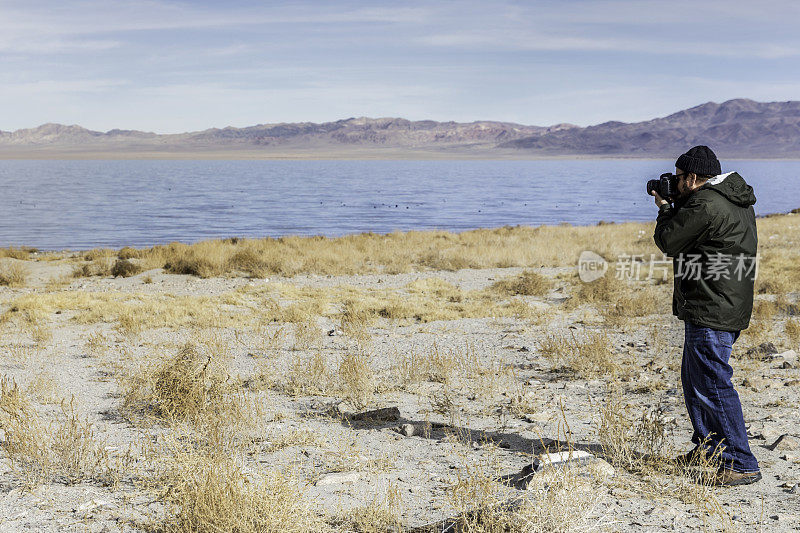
73,256,114,277
0,379,113,486
339,298,375,341
337,351,375,409
491,270,553,297
111,258,143,278
82,248,115,261
0,247,34,260
786,318,800,347
291,319,323,351
0,262,29,287
122,343,244,424
156,444,318,533
118,246,143,260
539,330,617,378
285,352,329,396
447,447,603,533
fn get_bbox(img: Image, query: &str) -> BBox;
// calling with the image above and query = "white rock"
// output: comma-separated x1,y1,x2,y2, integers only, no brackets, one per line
315,471,362,486
399,424,415,437
77,499,113,515
532,450,595,473
590,459,616,478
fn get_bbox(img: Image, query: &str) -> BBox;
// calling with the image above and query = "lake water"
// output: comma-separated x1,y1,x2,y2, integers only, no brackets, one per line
1,159,797,250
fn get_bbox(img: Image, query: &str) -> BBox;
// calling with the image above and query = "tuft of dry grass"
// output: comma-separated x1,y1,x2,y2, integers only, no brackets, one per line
154,441,319,533
0,246,35,260
121,342,245,425
285,352,329,397
332,486,403,532
72,256,114,277
0,379,114,487
786,318,800,348
446,444,604,533
391,342,481,388
26,371,62,404
595,394,671,473
490,269,553,297
539,330,618,378
339,298,376,342
594,392,736,527
0,261,29,287
292,319,323,351
74,219,667,278
337,351,376,409
111,258,143,278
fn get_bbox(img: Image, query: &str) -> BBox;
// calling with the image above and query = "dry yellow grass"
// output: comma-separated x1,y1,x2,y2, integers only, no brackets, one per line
284,352,329,397
291,319,323,351
153,439,320,533
0,261,29,287
0,379,114,487
490,269,553,297
786,318,800,347
111,258,143,277
333,492,403,533
539,330,618,378
70,220,663,279
446,442,604,533
337,351,376,409
594,393,736,528
121,343,246,425
0,246,35,260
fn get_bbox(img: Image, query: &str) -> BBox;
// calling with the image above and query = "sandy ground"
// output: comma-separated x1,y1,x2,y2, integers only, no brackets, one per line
0,257,798,531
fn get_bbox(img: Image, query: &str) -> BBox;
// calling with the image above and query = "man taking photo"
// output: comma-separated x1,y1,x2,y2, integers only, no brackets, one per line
651,145,761,486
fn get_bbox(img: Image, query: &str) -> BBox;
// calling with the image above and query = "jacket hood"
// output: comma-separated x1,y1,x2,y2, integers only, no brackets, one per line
701,171,757,207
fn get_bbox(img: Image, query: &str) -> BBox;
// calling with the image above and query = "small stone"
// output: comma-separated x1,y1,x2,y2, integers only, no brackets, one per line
398,424,415,437
780,451,800,463
327,328,342,336
742,376,771,391
523,411,551,423
531,450,595,473
316,471,361,486
791,484,800,494
769,434,800,451
590,459,616,478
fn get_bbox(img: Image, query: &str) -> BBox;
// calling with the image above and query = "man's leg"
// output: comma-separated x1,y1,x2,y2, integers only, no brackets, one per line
682,321,759,473
681,322,712,451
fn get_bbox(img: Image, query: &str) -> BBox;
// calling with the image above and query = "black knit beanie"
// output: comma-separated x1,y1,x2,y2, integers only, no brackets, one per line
675,145,721,176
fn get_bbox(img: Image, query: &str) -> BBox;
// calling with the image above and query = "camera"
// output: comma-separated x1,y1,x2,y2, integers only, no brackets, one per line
647,173,680,200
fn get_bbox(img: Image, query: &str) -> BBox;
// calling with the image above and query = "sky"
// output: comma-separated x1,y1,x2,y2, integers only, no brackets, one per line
2,0,800,133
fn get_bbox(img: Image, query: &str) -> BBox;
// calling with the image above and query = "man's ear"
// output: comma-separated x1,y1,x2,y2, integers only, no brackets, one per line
687,173,697,189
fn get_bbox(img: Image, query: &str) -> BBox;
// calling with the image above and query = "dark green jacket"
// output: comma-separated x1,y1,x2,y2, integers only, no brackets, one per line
653,172,758,332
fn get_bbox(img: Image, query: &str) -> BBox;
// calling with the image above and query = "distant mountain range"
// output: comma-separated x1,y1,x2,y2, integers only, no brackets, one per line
2,98,800,158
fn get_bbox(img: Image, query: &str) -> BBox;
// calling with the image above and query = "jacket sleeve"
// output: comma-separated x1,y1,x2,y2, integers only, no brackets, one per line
653,198,714,257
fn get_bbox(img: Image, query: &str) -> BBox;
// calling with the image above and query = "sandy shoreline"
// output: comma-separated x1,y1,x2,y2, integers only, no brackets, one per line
0,217,798,531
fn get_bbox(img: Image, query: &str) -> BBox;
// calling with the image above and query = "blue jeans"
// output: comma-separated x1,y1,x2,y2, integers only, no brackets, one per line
681,320,759,473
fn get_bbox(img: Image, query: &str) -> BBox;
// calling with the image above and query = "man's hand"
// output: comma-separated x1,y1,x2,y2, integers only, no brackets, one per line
651,190,669,208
